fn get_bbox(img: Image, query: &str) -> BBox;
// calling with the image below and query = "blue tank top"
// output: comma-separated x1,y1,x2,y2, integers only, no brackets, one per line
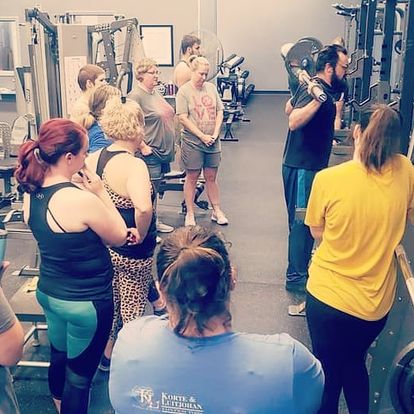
28,182,113,301
96,148,157,259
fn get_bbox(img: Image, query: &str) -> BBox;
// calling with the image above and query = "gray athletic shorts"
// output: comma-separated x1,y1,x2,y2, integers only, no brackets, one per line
181,141,221,170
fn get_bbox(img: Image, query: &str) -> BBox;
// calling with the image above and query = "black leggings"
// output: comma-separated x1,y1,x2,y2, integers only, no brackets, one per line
37,291,113,414
147,279,160,302
306,293,388,414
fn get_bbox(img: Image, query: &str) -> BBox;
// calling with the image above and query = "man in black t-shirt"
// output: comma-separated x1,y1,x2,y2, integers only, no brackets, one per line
282,45,348,292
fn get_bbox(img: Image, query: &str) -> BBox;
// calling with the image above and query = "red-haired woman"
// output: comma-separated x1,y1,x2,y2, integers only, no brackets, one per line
15,118,128,413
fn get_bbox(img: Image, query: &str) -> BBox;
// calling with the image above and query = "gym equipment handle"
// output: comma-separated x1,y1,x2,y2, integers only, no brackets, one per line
395,244,414,307
298,70,327,103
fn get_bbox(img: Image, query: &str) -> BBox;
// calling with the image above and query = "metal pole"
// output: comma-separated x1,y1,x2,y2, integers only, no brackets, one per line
352,1,368,104
360,0,378,103
378,0,397,103
398,0,414,155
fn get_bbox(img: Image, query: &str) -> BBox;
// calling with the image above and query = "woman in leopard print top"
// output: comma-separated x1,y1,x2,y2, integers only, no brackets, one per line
86,96,157,367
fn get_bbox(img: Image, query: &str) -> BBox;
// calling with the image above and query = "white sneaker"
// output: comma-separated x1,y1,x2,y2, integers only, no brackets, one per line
184,214,196,226
156,220,174,233
211,211,229,225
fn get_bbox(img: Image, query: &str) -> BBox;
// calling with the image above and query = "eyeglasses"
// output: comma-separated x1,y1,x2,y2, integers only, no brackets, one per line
146,70,160,76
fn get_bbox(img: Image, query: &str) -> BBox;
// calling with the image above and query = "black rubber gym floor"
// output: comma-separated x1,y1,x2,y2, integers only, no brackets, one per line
4,94,316,413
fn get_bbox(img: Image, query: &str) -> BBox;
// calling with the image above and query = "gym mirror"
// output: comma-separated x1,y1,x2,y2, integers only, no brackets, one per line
0,17,20,93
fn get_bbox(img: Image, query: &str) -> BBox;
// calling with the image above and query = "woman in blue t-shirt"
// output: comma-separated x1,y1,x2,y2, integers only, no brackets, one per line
77,84,121,153
109,226,324,414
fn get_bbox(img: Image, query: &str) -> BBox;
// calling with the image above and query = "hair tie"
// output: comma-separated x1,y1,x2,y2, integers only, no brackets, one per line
26,139,39,150
33,148,47,166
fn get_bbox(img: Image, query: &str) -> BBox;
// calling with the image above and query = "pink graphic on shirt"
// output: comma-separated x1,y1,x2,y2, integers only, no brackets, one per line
192,96,205,120
191,93,216,134
201,95,216,120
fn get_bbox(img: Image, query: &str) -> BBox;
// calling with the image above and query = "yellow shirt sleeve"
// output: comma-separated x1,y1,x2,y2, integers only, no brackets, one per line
408,163,414,224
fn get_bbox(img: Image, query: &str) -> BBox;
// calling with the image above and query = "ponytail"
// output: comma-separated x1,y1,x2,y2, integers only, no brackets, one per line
189,55,210,72
74,84,121,130
76,111,96,130
14,119,87,193
14,140,47,193
157,226,232,335
358,105,401,172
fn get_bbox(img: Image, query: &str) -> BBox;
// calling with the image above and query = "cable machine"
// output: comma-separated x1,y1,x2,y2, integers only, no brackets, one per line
18,8,144,137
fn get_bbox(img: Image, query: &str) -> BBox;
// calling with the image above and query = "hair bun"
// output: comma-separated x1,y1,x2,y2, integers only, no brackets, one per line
188,55,198,64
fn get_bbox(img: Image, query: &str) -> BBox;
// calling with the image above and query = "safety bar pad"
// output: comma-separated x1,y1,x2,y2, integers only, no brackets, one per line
224,56,245,71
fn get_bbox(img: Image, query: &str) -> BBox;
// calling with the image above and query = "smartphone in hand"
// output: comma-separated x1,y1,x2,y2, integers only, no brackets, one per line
126,229,140,245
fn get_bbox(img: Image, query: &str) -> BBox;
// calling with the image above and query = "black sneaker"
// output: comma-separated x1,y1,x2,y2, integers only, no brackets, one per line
98,355,111,372
285,279,307,293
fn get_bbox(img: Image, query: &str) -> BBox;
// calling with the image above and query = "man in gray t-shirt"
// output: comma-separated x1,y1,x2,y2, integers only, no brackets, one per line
128,87,175,165
0,262,23,414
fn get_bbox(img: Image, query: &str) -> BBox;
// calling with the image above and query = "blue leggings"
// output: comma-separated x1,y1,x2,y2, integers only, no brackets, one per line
282,165,317,282
36,290,113,414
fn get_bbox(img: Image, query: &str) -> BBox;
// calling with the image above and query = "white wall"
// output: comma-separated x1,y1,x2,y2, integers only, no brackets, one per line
218,0,350,91
4,0,353,91
0,0,354,126
0,0,202,122
2,0,201,83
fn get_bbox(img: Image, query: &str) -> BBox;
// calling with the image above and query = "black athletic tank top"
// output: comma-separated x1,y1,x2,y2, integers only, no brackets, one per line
96,148,157,259
29,182,113,301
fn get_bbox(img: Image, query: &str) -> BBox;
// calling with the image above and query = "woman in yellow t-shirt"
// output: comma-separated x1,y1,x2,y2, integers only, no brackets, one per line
305,104,414,414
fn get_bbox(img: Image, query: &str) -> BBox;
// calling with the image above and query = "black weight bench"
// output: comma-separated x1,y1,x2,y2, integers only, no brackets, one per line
0,158,17,193
3,210,48,368
0,122,18,208
9,278,49,368
0,158,17,209
2,210,40,277
222,112,238,142
158,170,209,213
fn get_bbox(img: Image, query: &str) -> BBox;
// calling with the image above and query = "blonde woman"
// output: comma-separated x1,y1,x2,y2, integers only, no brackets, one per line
81,84,165,318
76,84,121,153
86,96,157,369
176,56,227,226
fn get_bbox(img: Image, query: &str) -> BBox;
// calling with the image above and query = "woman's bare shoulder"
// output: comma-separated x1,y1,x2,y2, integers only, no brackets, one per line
104,154,148,180
52,186,96,206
